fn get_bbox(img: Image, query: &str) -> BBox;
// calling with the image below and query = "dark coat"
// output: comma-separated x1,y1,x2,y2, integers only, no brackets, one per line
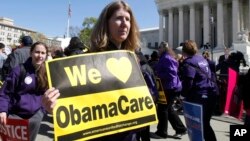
2,46,30,80
64,43,84,56
242,69,250,109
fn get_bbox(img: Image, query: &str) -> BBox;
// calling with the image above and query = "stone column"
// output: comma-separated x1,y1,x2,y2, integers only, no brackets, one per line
168,9,173,47
159,12,164,43
232,0,240,42
203,1,210,45
217,0,224,48
178,6,184,45
189,4,195,40
249,0,250,31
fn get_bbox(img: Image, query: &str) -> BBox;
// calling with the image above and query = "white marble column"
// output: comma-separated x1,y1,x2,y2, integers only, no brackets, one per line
203,1,210,45
232,0,240,42
240,1,245,30
178,6,184,44
189,4,195,40
216,0,224,48
168,9,173,47
159,12,164,43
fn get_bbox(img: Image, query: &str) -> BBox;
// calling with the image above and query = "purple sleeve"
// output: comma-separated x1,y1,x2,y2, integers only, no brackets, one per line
0,83,10,113
0,67,19,113
183,63,196,79
156,56,176,79
181,62,196,97
181,77,193,97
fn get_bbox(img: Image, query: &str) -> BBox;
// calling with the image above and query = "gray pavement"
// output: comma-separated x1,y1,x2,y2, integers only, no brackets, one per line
36,113,243,141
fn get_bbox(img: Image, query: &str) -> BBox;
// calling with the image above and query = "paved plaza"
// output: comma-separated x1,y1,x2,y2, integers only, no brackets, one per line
36,113,243,141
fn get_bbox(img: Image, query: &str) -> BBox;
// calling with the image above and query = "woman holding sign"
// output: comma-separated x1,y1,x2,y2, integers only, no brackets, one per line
0,41,49,141
42,1,141,141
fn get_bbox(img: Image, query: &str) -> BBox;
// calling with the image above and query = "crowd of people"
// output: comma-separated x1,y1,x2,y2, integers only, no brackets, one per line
0,1,250,141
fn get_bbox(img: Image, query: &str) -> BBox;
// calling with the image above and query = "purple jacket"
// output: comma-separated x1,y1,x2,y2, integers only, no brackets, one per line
181,55,213,96
156,52,182,91
0,58,45,119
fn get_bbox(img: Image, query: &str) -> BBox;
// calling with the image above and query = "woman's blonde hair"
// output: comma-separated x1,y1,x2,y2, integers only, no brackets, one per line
159,41,176,58
182,40,198,56
90,0,140,52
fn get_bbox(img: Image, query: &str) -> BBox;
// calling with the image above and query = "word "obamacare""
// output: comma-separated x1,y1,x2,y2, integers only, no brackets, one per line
56,95,153,128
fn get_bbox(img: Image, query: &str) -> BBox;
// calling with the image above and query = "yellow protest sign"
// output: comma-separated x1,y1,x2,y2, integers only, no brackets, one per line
0,81,3,88
45,50,158,141
156,78,167,104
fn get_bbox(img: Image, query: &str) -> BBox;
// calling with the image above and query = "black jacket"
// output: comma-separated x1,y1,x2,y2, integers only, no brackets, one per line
2,46,30,80
64,44,84,56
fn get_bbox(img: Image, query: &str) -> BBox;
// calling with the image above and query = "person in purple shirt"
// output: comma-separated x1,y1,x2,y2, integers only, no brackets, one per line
0,41,49,141
153,41,186,138
181,40,217,141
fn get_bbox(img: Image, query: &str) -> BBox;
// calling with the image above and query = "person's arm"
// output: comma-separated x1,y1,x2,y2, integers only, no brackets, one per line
156,57,175,80
42,87,60,114
181,77,193,97
181,61,196,97
143,72,158,102
0,112,7,125
0,70,19,110
209,61,216,73
0,67,20,124
216,56,224,72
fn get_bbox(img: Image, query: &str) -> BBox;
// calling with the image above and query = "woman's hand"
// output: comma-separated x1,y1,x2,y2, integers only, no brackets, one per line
42,87,60,114
0,112,7,125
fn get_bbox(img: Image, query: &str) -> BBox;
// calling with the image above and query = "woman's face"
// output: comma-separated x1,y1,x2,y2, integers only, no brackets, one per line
31,44,47,67
108,8,131,46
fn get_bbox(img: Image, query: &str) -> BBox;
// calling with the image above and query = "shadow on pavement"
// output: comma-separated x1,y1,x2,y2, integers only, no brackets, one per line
38,114,54,138
149,132,182,140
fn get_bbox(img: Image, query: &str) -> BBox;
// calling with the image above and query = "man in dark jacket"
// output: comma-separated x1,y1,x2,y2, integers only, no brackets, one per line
1,36,33,80
216,47,230,79
64,37,85,56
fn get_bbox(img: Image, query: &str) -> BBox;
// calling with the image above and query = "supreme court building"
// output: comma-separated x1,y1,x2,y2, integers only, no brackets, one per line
154,0,250,50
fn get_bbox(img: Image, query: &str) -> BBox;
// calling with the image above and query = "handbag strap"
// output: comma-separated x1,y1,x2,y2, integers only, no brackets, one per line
184,62,216,83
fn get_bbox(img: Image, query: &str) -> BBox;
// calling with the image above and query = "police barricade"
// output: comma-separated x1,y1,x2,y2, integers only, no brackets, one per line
45,50,158,141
